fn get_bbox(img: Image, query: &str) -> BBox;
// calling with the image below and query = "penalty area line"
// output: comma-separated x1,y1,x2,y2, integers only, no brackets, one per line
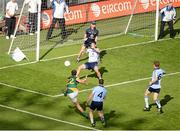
0,104,100,130
0,82,55,98
53,71,180,97
0,71,180,98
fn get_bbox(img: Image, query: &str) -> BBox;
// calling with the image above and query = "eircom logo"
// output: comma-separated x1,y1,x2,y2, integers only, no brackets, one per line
91,3,101,17
41,12,51,28
140,0,149,10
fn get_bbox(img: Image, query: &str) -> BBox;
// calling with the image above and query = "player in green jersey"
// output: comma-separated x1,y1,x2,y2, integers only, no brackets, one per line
64,69,88,118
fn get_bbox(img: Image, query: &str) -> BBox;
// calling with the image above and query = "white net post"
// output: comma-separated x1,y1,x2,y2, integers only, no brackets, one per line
155,0,160,41
36,0,42,61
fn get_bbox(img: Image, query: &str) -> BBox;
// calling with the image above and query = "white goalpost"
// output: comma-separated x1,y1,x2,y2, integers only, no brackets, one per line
8,0,42,62
36,0,42,61
125,0,160,40
8,0,163,62
155,0,160,41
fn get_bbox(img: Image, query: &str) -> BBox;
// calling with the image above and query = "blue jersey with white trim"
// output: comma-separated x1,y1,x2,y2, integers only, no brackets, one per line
92,86,107,102
151,68,165,89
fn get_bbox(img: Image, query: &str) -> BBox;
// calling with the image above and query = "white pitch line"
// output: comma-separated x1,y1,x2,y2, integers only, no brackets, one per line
0,104,100,130
1,71,180,98
52,71,180,97
0,82,54,97
0,37,179,70
0,61,37,70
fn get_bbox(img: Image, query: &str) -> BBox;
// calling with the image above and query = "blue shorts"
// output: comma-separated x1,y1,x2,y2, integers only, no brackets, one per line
84,39,96,48
148,87,160,93
90,101,103,111
85,62,98,70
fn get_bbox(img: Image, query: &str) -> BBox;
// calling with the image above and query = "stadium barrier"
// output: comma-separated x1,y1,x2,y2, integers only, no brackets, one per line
41,0,180,29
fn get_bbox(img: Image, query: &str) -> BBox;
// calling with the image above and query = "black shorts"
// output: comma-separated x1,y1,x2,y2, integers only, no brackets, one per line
85,62,98,70
90,101,103,111
84,39,96,48
148,87,160,93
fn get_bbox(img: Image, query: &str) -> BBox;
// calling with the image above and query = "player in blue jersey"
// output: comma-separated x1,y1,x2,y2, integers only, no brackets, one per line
76,43,102,80
144,61,166,113
77,21,99,62
86,79,107,127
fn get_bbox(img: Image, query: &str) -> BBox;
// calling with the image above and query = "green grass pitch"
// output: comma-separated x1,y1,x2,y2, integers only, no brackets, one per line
0,12,180,129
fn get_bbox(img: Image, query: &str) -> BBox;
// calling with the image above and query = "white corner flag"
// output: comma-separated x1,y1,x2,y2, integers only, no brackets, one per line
11,47,27,62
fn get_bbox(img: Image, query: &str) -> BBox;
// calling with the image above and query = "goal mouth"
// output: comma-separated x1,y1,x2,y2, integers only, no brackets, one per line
9,0,180,62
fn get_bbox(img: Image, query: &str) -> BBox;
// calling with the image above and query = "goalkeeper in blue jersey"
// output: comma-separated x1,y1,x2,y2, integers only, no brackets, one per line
144,61,166,113
64,70,88,118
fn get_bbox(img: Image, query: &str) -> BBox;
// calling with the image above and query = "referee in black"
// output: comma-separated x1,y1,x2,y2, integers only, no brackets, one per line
77,21,99,62
158,2,176,39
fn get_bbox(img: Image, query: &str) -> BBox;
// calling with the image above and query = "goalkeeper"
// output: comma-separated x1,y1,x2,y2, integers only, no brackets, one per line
64,70,88,118
158,2,176,39
46,0,69,40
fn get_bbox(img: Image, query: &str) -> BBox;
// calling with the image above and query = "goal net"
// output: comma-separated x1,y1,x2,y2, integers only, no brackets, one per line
125,0,160,40
8,0,41,61
10,0,180,62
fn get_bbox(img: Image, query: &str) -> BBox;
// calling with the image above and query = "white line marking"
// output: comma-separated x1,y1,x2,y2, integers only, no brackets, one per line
1,71,180,98
40,53,78,62
0,61,37,70
0,72,179,129
0,37,179,70
0,82,55,97
53,71,180,97
0,104,100,130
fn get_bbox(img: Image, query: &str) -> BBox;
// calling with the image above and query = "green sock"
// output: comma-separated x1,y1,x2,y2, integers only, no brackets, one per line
82,112,88,117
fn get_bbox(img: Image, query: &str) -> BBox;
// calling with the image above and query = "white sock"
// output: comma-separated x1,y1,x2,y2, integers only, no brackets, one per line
100,116,105,122
90,117,94,124
144,96,149,108
155,99,161,108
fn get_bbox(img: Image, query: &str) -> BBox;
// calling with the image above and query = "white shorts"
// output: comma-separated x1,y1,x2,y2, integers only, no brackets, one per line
67,92,78,103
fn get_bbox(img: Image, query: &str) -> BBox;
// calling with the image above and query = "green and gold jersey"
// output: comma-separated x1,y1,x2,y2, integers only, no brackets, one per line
66,76,79,94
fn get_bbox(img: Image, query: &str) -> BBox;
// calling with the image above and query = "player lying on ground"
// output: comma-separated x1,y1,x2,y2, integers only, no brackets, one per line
77,21,99,62
76,43,102,80
144,61,166,113
64,70,88,118
86,79,107,127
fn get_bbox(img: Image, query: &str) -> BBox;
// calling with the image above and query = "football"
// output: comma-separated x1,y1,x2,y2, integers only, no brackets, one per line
64,60,71,67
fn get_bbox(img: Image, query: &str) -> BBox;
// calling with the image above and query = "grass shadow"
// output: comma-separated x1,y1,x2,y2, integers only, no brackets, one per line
149,94,174,109
48,24,86,43
87,66,108,78
160,94,174,107
100,50,107,62
39,41,61,60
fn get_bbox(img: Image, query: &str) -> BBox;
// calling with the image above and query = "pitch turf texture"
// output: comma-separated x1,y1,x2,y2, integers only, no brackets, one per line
0,12,180,130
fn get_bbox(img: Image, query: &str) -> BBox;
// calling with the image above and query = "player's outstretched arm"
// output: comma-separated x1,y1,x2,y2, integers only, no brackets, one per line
76,76,88,85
